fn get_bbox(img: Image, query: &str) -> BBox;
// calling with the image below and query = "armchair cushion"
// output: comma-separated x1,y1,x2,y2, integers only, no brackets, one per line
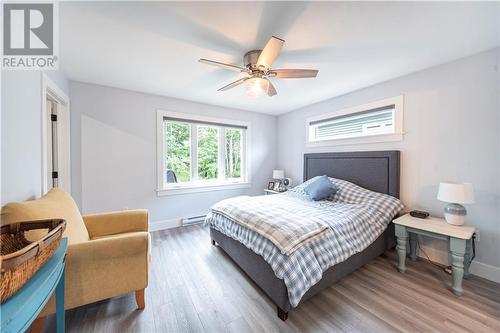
83,209,148,239
1,188,89,244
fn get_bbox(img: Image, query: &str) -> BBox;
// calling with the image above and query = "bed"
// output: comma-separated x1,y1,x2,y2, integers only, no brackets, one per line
208,150,401,321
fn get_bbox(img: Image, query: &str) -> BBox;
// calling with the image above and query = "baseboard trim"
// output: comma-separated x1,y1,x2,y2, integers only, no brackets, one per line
469,261,500,283
149,218,181,232
416,244,500,283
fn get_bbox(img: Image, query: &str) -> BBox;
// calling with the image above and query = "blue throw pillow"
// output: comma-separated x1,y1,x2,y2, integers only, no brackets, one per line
304,175,339,201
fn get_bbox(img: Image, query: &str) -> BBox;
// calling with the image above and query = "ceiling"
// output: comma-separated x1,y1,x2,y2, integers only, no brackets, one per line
60,1,500,115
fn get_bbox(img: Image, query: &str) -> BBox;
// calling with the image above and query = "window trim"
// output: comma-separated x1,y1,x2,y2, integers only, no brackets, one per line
306,95,404,147
156,110,251,195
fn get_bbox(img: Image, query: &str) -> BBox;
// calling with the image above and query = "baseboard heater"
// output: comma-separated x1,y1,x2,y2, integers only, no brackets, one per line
181,215,206,226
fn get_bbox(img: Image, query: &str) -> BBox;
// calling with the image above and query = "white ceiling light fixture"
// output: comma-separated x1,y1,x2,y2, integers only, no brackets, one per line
247,77,270,97
199,36,319,97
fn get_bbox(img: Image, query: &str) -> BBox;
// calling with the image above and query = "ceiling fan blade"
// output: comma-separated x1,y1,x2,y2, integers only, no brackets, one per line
266,79,277,96
257,36,285,70
199,58,249,73
218,77,250,91
269,69,319,79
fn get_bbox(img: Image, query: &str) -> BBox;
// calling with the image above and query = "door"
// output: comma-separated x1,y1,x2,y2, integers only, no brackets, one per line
44,95,70,194
42,75,71,195
46,98,59,189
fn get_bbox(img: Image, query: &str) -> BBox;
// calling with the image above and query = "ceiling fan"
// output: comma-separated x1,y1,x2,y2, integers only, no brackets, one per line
199,36,319,97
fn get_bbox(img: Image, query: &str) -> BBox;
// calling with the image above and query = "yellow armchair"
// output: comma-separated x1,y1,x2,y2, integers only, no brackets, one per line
1,189,150,320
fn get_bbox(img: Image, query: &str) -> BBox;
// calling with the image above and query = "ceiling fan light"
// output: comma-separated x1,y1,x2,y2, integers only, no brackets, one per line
247,77,269,97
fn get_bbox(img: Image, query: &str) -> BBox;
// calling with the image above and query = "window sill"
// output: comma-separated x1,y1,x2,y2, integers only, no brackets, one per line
307,132,404,147
156,182,251,196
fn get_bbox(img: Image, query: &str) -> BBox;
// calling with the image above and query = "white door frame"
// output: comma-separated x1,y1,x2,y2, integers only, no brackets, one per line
41,73,71,194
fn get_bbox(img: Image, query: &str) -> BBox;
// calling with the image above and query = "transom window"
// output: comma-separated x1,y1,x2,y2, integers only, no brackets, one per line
307,95,404,145
157,111,249,195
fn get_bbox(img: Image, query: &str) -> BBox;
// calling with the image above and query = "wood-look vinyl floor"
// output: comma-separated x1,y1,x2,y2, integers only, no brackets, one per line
44,225,500,333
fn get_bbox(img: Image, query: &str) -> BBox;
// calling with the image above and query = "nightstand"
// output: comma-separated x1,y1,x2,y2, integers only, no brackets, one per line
393,214,475,295
264,189,283,195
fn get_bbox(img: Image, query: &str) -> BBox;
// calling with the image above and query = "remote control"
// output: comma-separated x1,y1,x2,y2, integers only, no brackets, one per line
409,210,429,219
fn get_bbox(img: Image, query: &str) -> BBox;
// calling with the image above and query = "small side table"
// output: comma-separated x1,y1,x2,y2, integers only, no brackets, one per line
1,238,67,333
393,214,475,296
264,189,281,195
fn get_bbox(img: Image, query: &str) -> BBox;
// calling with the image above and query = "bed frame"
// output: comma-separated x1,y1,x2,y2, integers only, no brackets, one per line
210,150,400,321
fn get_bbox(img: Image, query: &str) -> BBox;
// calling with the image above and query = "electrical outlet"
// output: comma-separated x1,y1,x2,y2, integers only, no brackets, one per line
474,230,480,242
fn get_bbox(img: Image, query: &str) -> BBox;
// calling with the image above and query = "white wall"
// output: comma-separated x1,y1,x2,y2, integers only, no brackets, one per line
277,48,500,275
69,82,277,226
1,70,69,204
1,71,43,203
44,70,70,96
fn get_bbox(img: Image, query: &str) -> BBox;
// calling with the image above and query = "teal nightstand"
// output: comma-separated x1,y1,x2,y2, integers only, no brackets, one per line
393,214,475,296
1,238,67,333
264,189,283,195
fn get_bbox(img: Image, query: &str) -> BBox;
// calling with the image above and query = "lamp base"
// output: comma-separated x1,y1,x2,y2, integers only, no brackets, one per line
444,203,467,226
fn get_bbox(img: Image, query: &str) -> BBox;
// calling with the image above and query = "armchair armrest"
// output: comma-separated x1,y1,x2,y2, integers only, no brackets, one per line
83,209,148,239
67,231,150,262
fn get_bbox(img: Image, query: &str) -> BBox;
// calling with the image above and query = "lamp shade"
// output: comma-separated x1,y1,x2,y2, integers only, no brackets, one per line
247,77,269,97
437,182,475,204
272,170,285,179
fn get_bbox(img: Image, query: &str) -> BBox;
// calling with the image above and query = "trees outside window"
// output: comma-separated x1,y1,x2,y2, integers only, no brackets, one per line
165,122,190,182
163,120,246,187
197,126,219,180
225,129,241,179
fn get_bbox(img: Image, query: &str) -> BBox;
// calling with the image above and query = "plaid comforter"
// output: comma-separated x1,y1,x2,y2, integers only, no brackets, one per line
211,195,330,255
205,177,403,307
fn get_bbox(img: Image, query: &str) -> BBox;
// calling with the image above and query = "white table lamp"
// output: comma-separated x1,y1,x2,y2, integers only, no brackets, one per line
272,170,285,179
437,182,474,226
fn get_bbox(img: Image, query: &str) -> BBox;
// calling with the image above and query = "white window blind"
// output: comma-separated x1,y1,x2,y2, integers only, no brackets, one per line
312,105,394,141
307,96,404,145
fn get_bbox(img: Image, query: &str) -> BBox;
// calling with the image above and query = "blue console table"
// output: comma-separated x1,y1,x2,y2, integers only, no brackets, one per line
1,238,67,333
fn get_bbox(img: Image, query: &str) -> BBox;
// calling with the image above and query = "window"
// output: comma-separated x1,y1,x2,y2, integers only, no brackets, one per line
165,122,191,182
157,111,249,195
224,128,242,179
197,125,219,180
307,96,404,145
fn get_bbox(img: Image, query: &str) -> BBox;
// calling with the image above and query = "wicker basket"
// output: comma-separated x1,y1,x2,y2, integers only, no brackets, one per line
0,219,66,303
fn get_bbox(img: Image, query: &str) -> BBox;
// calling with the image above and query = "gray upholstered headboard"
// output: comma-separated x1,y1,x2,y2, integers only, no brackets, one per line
303,151,400,198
